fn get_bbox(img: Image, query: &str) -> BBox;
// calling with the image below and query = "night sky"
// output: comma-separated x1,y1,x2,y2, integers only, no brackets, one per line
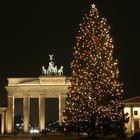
0,0,140,105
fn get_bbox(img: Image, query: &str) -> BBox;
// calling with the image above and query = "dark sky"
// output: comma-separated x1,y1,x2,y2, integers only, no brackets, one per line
0,0,140,100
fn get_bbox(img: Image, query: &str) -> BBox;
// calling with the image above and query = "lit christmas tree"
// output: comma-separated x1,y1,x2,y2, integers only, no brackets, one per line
63,4,126,136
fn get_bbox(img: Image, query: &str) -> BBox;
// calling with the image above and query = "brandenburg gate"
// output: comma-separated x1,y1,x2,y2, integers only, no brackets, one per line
5,55,70,133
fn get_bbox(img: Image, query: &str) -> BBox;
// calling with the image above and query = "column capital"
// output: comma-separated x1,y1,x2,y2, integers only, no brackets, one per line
23,95,30,98
59,94,66,98
7,95,14,98
39,94,45,98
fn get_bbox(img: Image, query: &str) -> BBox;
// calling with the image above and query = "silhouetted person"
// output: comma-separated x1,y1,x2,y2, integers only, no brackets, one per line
64,127,67,136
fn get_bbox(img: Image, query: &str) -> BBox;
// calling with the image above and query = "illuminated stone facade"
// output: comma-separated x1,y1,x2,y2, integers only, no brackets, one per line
5,76,70,133
124,96,140,133
0,107,6,134
1,76,140,134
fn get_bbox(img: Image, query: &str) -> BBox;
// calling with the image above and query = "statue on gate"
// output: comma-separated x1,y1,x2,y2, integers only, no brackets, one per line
42,66,47,75
58,66,63,76
41,54,64,76
49,54,53,62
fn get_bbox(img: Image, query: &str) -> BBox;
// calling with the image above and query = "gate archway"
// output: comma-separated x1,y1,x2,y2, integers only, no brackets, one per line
5,76,70,133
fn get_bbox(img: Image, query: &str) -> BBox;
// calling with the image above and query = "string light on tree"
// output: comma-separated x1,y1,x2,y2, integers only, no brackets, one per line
63,4,126,136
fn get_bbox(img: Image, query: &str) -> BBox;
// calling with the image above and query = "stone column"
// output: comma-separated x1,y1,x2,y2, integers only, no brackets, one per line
130,107,134,132
1,111,5,134
6,95,14,133
39,95,45,131
59,95,66,124
59,95,61,124
23,96,30,133
4,110,6,134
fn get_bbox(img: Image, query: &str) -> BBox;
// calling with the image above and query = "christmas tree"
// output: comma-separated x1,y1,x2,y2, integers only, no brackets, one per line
63,4,126,136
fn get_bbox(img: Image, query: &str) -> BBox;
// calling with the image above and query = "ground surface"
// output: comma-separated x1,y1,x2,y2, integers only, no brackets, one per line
0,134,131,140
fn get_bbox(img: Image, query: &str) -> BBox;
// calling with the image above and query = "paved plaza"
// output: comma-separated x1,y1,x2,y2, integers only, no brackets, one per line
0,134,131,140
